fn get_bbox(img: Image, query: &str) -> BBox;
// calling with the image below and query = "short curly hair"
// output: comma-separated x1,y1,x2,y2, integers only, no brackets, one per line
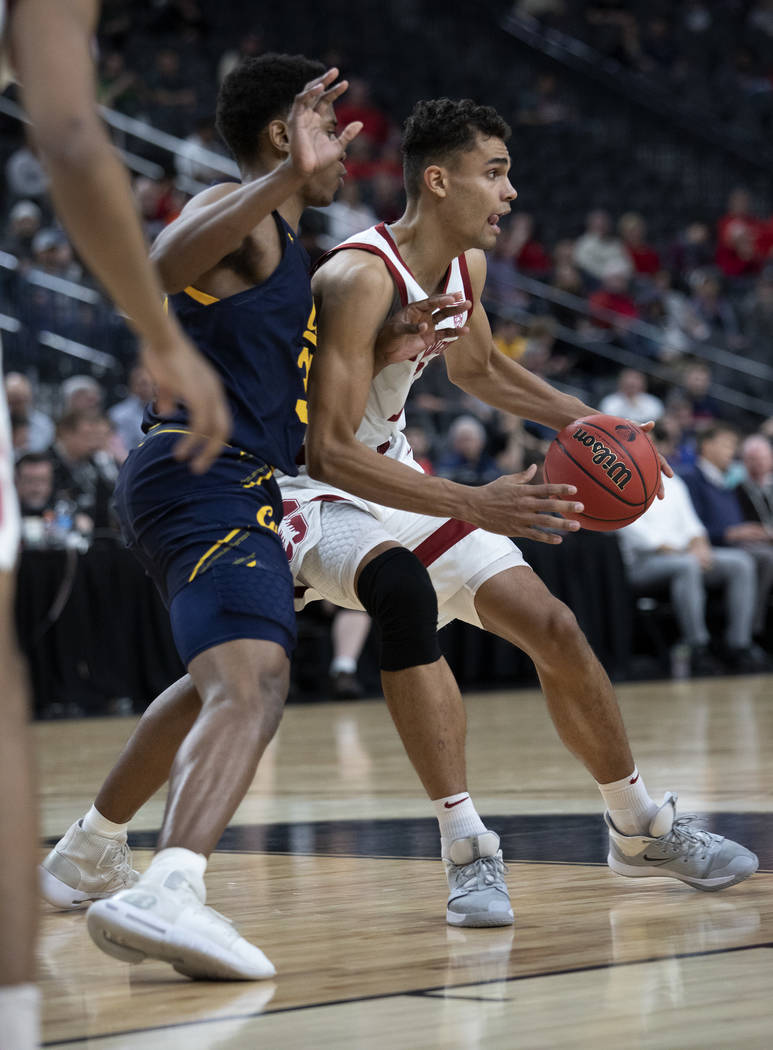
216,53,325,167
402,98,511,198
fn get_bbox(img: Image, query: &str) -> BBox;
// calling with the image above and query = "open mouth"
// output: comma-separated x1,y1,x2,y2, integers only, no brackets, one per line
487,214,502,231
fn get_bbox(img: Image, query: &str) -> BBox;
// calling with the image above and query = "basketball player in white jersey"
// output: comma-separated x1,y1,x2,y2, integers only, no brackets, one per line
278,97,757,916
1,2,229,1045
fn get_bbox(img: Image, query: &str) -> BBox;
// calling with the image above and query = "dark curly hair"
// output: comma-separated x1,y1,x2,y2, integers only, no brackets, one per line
402,98,511,198
216,53,325,167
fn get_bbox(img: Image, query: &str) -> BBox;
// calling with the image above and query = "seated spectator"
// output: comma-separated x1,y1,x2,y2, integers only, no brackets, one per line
48,411,118,534
335,78,392,148
30,229,82,282
736,434,773,530
108,364,155,455
492,315,526,361
323,180,377,248
671,359,722,427
5,142,48,202
98,51,140,116
1,200,43,265
599,368,664,423
516,72,573,126
61,374,103,417
716,187,766,278
618,212,660,277
573,209,632,284
667,221,713,278
436,415,500,486
681,423,773,641
15,452,55,517
4,372,54,452
619,421,763,675
587,262,639,332
510,213,551,277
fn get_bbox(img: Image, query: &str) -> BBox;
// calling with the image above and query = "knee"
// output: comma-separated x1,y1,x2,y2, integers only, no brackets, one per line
356,547,441,671
532,600,585,666
198,658,289,737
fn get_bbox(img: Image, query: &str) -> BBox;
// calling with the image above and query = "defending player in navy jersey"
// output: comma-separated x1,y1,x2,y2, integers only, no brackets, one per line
40,55,362,981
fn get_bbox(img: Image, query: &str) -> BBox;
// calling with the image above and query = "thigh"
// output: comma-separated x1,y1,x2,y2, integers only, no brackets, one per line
471,563,576,652
626,552,695,590
703,547,753,584
188,636,289,705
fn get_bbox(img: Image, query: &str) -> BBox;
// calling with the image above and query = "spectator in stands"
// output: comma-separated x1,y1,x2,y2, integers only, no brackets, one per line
599,368,664,423
403,422,435,475
4,372,54,452
30,228,82,282
144,47,198,136
618,212,660,277
436,415,501,486
672,359,721,427
573,209,631,284
510,212,551,277
323,180,377,249
548,261,585,330
516,72,573,126
619,424,762,675
587,261,640,340
716,187,766,278
668,221,713,278
174,115,229,184
736,434,773,530
61,374,103,417
5,141,48,202
520,316,569,380
689,270,744,349
681,423,773,641
335,78,392,148
108,364,154,455
98,51,140,116
741,265,773,359
1,200,43,265
48,411,117,535
15,452,55,518
492,314,526,361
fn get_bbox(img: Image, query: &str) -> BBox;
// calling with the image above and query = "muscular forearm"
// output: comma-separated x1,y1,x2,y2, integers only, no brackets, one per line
452,352,592,431
151,163,305,292
308,434,480,523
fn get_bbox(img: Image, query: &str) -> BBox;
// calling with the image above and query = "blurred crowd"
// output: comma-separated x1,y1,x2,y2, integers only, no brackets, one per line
1,0,773,690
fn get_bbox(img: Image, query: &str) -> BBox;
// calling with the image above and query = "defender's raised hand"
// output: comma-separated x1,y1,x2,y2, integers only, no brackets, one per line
287,68,363,177
374,294,472,373
465,466,584,542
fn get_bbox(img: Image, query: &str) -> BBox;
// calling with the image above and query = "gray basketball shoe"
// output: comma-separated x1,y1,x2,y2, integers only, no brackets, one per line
444,831,514,927
606,792,758,892
39,819,139,909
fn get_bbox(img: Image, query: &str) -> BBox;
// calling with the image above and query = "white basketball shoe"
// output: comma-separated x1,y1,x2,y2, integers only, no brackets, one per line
39,819,139,909
606,793,758,892
444,831,514,927
86,855,275,980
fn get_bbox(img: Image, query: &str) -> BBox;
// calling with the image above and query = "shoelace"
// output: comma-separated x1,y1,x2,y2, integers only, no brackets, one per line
660,816,716,860
452,854,507,891
102,840,134,880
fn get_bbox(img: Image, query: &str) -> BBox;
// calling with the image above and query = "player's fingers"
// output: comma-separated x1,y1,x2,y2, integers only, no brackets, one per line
639,419,654,431
154,387,175,415
511,464,538,484
172,431,200,465
338,121,363,148
319,80,349,106
190,431,225,475
301,68,339,94
528,481,578,498
531,499,584,519
518,526,564,545
432,300,472,322
658,452,674,477
417,294,457,313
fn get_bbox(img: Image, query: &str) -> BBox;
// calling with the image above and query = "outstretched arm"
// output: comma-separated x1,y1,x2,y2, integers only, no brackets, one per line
306,253,583,542
9,0,230,472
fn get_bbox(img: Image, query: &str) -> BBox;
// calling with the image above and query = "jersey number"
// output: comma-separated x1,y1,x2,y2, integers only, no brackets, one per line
295,304,316,424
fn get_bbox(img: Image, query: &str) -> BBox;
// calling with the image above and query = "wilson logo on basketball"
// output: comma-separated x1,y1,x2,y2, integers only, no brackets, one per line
571,427,632,490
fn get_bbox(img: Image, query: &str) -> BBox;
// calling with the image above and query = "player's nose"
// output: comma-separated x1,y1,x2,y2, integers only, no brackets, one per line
505,180,517,202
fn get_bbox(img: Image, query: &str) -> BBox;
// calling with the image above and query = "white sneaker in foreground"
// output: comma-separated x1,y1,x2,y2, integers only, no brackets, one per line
444,831,514,927
39,820,139,909
606,792,758,892
86,862,275,980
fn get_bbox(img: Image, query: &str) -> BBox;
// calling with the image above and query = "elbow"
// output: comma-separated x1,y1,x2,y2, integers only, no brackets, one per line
33,114,105,174
150,250,184,295
305,438,341,483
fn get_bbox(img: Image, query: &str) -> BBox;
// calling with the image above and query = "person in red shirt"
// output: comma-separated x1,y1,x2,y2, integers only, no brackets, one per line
510,212,551,276
716,187,765,277
619,212,660,276
588,261,640,329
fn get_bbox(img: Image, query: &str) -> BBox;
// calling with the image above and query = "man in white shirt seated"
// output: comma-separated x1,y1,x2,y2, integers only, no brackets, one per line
599,367,664,425
618,422,763,676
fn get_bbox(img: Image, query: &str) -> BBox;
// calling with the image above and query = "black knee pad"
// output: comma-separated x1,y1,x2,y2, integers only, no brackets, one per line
356,547,441,672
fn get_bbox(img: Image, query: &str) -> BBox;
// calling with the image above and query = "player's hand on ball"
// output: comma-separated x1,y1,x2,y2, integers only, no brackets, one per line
467,465,583,542
287,68,363,178
639,420,673,499
373,294,471,374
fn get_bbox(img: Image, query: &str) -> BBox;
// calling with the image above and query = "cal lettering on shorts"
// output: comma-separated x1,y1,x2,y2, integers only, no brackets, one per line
295,303,316,425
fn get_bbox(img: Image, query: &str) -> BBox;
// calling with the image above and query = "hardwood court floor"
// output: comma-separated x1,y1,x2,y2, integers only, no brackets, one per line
36,677,773,1049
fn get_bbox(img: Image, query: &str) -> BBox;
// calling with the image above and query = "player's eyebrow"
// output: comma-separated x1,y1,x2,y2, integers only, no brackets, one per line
485,156,510,166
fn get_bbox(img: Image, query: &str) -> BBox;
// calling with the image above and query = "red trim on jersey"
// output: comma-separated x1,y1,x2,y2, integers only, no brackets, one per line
315,240,409,307
458,253,475,319
412,519,478,568
376,223,454,295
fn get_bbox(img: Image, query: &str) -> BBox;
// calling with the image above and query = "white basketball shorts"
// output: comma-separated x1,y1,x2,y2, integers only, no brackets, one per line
0,350,20,571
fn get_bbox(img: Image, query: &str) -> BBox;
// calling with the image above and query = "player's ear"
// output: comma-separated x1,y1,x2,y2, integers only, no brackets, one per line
267,118,291,156
424,165,448,200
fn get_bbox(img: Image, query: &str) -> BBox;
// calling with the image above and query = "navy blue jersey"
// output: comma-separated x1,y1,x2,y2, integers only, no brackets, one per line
144,211,314,476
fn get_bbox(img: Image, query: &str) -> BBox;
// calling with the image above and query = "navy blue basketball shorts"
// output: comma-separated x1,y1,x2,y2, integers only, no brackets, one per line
113,428,296,666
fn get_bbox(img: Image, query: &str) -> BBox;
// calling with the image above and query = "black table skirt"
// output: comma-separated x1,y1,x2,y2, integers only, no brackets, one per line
17,530,634,714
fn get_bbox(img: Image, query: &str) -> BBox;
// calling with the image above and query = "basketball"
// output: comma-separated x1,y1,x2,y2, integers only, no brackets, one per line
543,414,660,531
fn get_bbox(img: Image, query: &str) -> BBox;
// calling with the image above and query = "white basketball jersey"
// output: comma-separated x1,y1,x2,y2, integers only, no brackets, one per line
317,222,474,453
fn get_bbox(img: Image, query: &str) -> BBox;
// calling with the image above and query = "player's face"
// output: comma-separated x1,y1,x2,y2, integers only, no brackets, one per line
443,135,517,250
303,104,347,207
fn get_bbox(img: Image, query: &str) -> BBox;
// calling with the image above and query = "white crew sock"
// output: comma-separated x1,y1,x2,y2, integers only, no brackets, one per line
598,767,659,836
82,804,128,839
146,847,207,881
330,656,357,674
0,983,40,1050
433,792,488,857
